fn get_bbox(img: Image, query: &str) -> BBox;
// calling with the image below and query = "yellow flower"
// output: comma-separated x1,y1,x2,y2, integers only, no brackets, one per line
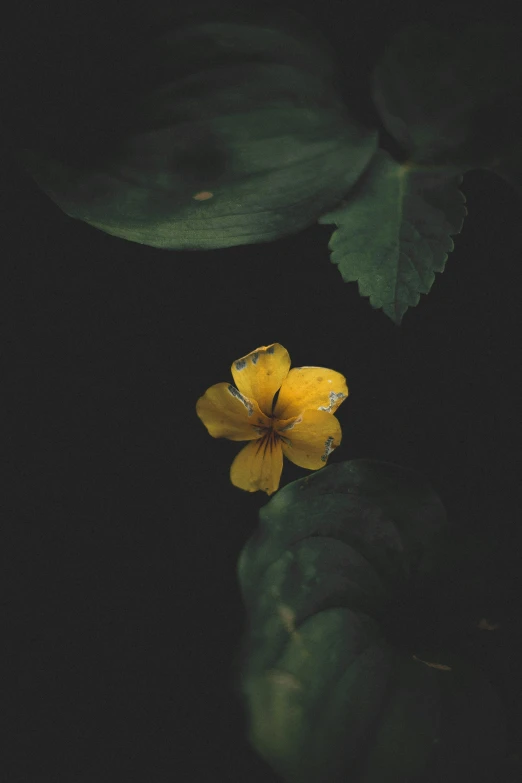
196,343,348,496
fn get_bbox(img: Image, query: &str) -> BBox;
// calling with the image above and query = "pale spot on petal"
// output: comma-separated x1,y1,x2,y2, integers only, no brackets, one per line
227,384,254,416
321,436,335,462
319,391,346,412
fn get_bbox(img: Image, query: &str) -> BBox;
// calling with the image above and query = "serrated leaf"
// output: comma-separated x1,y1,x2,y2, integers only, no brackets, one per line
318,149,467,324
372,22,522,170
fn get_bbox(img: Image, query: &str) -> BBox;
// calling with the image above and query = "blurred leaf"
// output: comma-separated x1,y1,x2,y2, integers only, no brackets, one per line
372,22,522,171
236,460,507,782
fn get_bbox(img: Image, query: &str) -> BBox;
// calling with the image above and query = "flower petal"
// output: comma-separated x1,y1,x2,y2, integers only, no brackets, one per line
196,382,271,441
273,366,348,420
230,433,283,495
231,343,291,417
276,409,342,469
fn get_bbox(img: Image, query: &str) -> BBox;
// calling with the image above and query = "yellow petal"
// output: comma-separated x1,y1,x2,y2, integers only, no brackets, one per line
276,409,342,469
230,433,283,495
273,366,348,420
196,382,271,441
231,343,291,417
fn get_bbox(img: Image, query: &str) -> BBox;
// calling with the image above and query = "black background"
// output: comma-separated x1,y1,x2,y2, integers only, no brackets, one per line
1,0,522,780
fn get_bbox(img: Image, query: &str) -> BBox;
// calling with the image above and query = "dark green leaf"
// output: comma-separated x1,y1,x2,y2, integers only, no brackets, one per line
372,23,522,171
318,150,467,324
18,8,377,249
236,460,507,782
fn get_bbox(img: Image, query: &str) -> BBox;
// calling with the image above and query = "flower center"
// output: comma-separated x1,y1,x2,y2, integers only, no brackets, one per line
253,415,292,448
255,426,279,456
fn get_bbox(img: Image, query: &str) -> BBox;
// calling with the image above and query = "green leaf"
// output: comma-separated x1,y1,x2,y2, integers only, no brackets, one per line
236,460,507,783
17,7,378,250
318,150,467,324
372,22,522,171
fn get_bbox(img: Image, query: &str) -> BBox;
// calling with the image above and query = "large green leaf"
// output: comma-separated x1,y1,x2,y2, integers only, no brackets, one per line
17,6,377,250
318,150,467,324
371,22,522,172
236,460,507,782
